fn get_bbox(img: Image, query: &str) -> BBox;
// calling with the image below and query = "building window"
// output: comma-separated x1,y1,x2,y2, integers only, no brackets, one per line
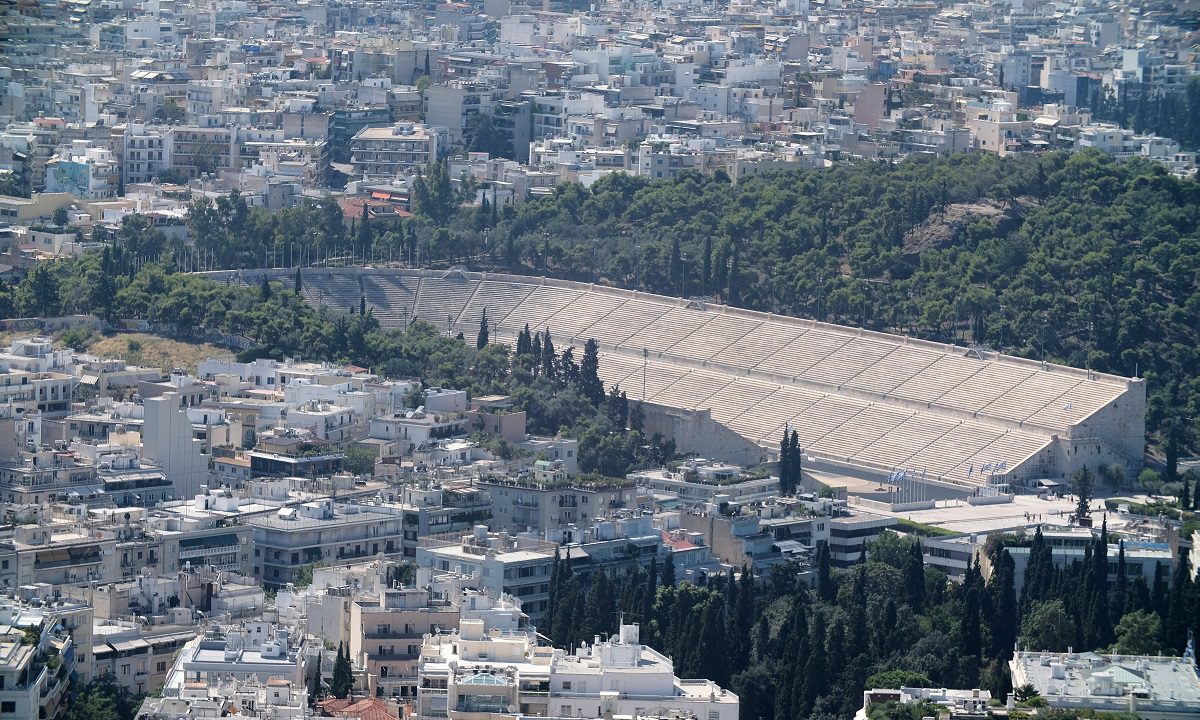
1,701,14,713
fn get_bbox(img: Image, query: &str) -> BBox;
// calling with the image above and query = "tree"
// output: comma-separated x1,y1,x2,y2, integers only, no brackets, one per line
579,339,604,405
343,447,377,476
661,552,677,587
1020,600,1074,652
294,267,303,294
52,206,69,227
330,642,354,698
260,275,273,301
64,677,138,720
1072,465,1094,522
865,670,933,689
904,539,925,612
816,540,835,602
989,549,1018,659
465,114,514,159
358,203,373,259
1181,476,1191,510
1112,610,1162,656
477,308,490,349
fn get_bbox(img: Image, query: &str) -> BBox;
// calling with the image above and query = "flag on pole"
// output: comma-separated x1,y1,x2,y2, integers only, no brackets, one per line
967,464,974,477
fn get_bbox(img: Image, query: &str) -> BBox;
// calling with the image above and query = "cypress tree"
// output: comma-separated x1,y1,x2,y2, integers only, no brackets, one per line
1166,555,1194,653
1116,540,1129,615
542,328,555,380
990,549,1018,659
789,430,802,492
476,308,489,349
294,267,302,294
695,600,729,685
905,539,925,611
531,332,543,375
960,560,983,679
779,427,793,495
661,552,676,587
260,275,272,301
331,642,353,698
702,235,712,292
643,557,658,638
1182,477,1191,510
669,236,682,293
816,540,834,602
579,339,604,405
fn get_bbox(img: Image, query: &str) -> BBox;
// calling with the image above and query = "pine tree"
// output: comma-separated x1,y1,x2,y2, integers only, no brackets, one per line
477,308,489,349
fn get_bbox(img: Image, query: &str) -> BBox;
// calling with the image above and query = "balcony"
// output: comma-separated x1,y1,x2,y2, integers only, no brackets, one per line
364,631,421,640
512,498,538,509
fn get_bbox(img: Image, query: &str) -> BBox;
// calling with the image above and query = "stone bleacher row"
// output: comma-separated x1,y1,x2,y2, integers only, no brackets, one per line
596,352,1052,487
290,270,1127,484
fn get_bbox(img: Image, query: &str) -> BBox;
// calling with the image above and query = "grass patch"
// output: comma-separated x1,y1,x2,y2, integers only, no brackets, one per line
895,517,957,538
86,333,234,375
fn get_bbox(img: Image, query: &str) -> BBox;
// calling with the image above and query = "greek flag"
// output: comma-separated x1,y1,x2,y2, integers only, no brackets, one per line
967,464,974,477
981,462,993,473
996,461,1007,471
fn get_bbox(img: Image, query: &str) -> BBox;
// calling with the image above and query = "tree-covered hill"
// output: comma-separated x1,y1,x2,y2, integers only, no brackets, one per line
487,151,1199,477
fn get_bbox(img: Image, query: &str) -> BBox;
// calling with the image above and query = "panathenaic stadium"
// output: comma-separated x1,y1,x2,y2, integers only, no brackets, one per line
210,268,1145,495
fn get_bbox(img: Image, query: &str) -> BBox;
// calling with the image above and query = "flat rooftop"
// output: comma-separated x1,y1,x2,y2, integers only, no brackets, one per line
1012,651,1200,709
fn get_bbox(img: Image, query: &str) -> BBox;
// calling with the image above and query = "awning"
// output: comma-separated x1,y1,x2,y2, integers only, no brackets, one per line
79,375,99,386
371,192,391,200
179,533,239,551
35,548,70,565
108,639,151,652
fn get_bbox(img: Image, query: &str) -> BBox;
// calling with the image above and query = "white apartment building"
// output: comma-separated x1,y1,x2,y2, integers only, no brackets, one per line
0,597,85,720
415,528,556,618
350,124,441,179
415,622,738,720
119,124,168,185
162,622,307,696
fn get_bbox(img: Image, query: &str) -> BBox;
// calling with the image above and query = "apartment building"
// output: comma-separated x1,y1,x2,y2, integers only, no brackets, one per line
166,126,236,179
349,587,460,699
349,124,441,179
249,500,406,587
415,528,557,619
415,622,738,720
